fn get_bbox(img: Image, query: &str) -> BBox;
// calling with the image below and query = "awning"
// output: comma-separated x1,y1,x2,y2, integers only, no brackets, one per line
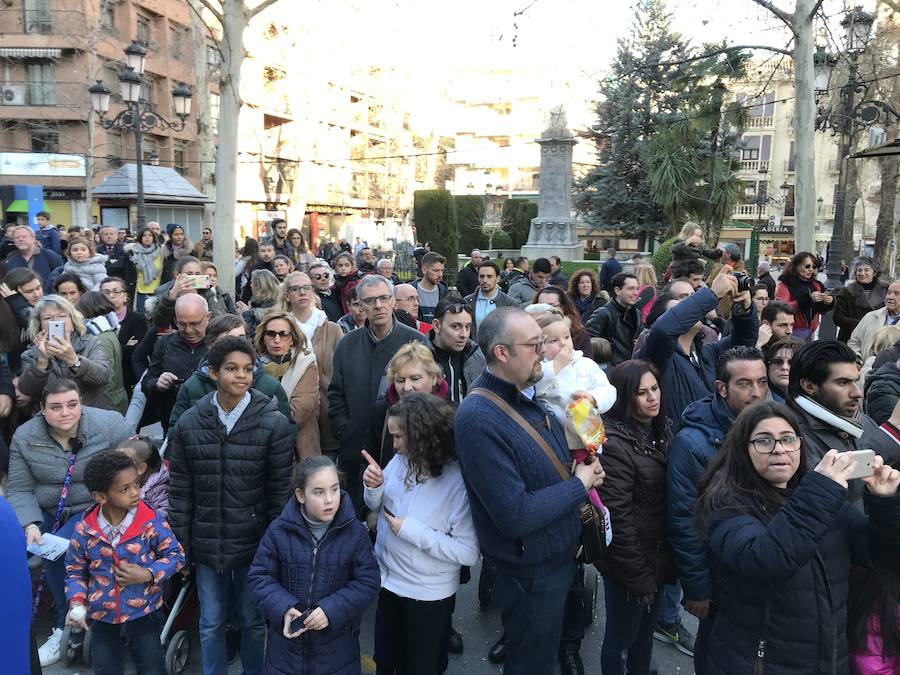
0,48,63,58
851,137,900,159
5,200,30,213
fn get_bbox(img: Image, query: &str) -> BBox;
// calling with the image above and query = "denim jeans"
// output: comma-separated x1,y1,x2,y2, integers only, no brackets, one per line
195,565,265,675
658,580,683,626
90,612,166,675
41,511,78,629
600,576,663,675
493,559,577,675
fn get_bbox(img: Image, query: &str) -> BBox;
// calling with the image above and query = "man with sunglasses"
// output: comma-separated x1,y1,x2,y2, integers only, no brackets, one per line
667,346,769,671
328,275,426,513
425,295,486,403
193,226,214,262
309,261,343,322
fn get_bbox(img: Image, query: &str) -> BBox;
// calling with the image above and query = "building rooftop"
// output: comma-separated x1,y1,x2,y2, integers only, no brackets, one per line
93,164,211,203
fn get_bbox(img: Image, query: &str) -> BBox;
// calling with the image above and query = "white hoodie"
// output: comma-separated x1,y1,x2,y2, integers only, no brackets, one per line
535,350,617,450
295,306,327,346
364,454,479,601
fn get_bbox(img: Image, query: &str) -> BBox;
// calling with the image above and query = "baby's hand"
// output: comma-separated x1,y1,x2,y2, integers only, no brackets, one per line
570,390,596,408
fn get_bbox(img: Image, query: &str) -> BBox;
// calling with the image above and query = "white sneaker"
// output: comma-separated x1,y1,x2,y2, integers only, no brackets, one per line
38,627,63,667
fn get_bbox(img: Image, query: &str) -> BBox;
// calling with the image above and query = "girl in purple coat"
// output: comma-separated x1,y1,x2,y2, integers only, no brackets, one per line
248,456,380,675
117,436,169,520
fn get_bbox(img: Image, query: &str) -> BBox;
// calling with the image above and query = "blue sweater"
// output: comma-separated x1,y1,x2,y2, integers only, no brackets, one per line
643,287,758,421
5,247,64,291
455,370,586,578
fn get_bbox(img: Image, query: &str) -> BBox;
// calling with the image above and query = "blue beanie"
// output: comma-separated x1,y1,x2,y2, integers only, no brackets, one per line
166,223,182,236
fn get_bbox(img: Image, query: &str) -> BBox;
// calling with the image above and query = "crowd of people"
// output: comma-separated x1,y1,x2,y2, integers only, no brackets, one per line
1,214,899,675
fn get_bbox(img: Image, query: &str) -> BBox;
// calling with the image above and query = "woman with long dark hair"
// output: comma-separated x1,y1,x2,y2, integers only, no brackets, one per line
568,268,605,323
598,359,673,675
774,251,833,341
130,227,163,313
363,393,479,674
160,223,192,284
695,401,900,675
533,285,592,355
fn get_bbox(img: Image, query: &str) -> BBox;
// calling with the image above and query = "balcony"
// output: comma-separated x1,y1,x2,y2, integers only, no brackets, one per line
739,159,770,173
0,81,89,120
0,9,87,45
733,204,766,217
746,116,774,129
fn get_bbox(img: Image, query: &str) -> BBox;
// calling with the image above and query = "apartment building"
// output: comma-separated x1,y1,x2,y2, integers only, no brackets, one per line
0,0,201,228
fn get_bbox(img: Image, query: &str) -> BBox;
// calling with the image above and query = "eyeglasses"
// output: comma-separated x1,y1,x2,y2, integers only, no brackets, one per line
360,294,393,307
312,273,331,280
264,329,292,340
287,285,312,294
510,337,546,352
749,435,802,454
801,264,815,270
176,320,206,330
769,358,791,368
436,303,467,318
397,295,419,303
41,314,67,322
102,288,126,295
202,230,211,235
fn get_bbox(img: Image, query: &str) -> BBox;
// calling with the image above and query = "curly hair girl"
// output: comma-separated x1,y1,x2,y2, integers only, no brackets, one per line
386,392,457,487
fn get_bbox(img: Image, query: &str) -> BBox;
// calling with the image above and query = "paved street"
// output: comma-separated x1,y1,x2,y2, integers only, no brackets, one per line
42,561,696,675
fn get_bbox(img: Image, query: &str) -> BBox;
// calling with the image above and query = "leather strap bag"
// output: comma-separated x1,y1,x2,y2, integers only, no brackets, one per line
469,388,606,564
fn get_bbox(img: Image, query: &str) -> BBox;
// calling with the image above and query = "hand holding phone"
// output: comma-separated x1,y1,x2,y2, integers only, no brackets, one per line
838,449,877,480
288,605,317,635
48,320,66,341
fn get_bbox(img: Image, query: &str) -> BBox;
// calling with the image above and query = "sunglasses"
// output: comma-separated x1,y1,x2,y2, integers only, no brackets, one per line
436,303,468,318
264,329,292,339
312,273,331,280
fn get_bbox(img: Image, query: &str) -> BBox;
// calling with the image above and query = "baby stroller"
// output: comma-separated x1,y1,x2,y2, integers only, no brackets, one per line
60,572,198,674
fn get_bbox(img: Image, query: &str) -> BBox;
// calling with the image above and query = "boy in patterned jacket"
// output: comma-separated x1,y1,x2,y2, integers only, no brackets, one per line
64,449,184,674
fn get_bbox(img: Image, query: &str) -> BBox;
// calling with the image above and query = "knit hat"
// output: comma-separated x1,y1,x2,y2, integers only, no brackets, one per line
722,243,742,261
166,223,183,236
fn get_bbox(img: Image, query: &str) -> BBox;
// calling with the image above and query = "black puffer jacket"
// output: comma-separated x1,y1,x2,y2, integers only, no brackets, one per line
167,390,295,572
596,418,675,596
864,361,900,425
585,299,644,366
704,471,900,675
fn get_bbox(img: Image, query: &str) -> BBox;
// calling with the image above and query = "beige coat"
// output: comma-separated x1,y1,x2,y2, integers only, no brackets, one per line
280,351,321,460
308,317,342,452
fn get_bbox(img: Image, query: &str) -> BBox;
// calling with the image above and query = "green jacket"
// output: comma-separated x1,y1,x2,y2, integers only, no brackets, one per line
95,329,128,414
168,360,291,430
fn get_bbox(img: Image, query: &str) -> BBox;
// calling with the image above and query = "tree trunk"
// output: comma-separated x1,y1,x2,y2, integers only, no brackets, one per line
189,0,215,232
792,0,817,254
874,155,898,270
210,1,246,296
842,159,860,261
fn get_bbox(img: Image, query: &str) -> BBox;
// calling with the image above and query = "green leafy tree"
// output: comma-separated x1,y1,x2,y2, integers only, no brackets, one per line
413,190,459,269
454,195,486,253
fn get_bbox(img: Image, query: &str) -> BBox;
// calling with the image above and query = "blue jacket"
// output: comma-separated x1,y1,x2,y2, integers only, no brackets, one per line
666,394,735,601
455,370,586,578
704,471,900,675
643,288,758,420
5,247,63,290
247,494,379,675
35,226,61,256
599,258,622,293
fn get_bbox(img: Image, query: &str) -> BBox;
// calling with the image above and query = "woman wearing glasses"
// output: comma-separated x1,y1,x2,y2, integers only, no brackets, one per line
695,401,900,675
254,311,321,459
774,252,833,341
281,271,342,456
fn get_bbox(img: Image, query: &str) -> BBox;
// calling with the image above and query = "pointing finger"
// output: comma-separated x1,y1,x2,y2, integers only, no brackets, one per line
361,450,380,469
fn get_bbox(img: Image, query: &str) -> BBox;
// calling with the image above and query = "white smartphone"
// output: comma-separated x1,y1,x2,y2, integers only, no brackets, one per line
839,449,877,480
48,320,65,341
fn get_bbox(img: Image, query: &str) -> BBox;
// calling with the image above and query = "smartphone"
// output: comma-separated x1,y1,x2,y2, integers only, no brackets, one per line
48,320,66,341
840,449,877,480
288,605,316,634
186,274,211,290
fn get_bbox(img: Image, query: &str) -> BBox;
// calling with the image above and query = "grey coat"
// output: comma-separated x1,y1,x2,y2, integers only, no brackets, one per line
6,406,133,526
18,333,113,410
507,278,540,307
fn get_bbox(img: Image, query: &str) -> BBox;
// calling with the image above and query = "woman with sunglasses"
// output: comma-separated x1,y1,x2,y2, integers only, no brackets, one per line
763,337,805,403
774,252,833,341
281,271,342,457
255,311,321,459
695,401,900,675
168,313,290,427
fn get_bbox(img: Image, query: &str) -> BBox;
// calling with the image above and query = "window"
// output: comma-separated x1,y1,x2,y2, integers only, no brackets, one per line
26,62,56,105
742,135,760,161
788,140,796,172
784,185,796,217
169,25,184,60
140,76,154,107
30,129,59,152
210,93,219,134
206,42,221,68
101,1,116,30
142,139,158,163
24,0,51,34
136,15,151,45
173,144,186,176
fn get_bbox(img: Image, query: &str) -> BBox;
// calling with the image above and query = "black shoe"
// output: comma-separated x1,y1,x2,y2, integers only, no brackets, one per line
559,648,584,675
448,626,463,654
487,635,507,664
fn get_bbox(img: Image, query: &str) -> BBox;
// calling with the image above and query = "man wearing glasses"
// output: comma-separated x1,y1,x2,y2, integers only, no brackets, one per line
667,346,769,670
393,283,431,335
99,276,149,392
193,226,214,262
328,275,426,513
309,261,342,322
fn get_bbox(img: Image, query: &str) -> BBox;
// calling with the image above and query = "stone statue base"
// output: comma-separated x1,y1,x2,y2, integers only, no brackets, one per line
521,217,583,261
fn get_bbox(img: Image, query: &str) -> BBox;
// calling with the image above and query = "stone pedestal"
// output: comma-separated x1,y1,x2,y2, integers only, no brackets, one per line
521,123,582,261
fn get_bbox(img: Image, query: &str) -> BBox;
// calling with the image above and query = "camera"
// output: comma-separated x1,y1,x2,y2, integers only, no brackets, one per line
732,272,754,293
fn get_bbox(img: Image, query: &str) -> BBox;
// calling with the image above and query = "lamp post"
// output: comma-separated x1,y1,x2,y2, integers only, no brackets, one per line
814,9,900,307
88,41,192,229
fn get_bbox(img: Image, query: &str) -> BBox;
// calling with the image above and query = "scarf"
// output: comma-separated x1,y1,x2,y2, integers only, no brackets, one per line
260,353,293,380
794,395,863,438
295,307,327,345
132,242,161,282
781,272,819,324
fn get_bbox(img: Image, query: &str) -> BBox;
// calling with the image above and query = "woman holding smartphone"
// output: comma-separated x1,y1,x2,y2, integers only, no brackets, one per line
695,401,900,674
363,393,479,674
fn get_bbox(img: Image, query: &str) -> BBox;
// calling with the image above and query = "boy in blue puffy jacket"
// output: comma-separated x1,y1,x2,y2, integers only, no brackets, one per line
64,449,184,674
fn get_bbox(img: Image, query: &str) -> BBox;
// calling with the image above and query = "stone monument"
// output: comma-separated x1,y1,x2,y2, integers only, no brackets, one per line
521,106,583,261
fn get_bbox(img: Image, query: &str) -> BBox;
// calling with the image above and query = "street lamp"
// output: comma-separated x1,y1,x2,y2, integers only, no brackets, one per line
88,44,192,229
814,7,899,337
751,181,790,272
